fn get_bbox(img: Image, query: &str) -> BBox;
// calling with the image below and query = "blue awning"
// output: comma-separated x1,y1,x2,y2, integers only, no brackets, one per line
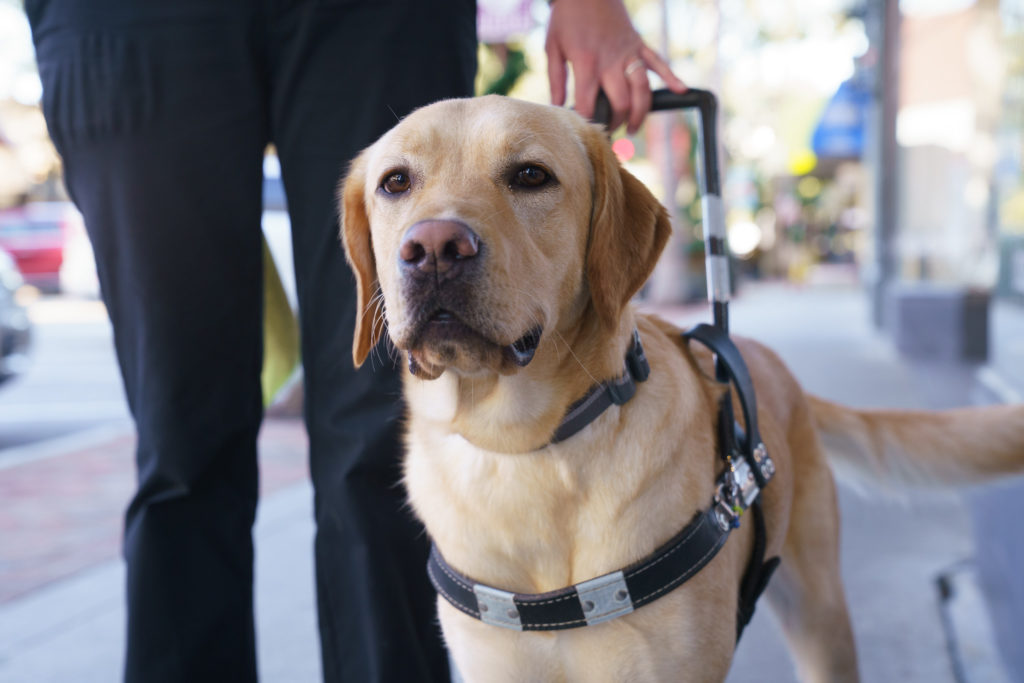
812,78,872,160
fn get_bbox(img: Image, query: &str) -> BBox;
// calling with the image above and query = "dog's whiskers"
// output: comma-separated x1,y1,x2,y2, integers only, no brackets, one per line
504,285,599,386
363,286,397,371
553,330,600,386
360,287,385,327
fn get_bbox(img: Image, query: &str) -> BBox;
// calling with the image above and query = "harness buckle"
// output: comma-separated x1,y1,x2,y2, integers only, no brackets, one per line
713,492,739,532
753,442,775,481
713,471,741,532
625,328,651,383
714,455,764,532
729,456,761,509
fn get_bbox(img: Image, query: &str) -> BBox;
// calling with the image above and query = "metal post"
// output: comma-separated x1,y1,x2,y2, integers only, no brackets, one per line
870,0,901,328
650,89,727,328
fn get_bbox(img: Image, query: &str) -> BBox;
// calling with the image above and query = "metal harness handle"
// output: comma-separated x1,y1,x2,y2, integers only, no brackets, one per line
593,87,779,639
592,88,727,331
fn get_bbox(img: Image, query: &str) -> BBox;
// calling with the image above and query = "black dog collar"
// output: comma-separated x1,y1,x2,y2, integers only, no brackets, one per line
549,328,650,444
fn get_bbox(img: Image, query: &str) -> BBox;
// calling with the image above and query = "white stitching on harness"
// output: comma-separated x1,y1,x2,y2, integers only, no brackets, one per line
527,616,588,628
433,552,475,591
434,548,583,607
522,591,579,606
627,513,707,579
428,561,481,618
635,531,722,604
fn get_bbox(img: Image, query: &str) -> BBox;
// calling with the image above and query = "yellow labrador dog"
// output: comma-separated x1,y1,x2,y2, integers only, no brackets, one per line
339,95,1024,683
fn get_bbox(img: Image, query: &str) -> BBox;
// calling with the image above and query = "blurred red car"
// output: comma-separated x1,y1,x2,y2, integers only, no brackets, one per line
0,246,31,385
0,201,83,293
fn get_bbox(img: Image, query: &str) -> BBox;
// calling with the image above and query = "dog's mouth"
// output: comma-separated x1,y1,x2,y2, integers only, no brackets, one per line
506,326,542,367
415,309,478,343
405,309,543,378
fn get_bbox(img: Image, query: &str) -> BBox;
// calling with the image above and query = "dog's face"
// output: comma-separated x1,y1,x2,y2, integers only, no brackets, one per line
341,95,670,379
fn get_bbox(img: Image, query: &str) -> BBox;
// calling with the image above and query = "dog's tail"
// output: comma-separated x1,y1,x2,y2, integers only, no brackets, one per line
808,396,1024,489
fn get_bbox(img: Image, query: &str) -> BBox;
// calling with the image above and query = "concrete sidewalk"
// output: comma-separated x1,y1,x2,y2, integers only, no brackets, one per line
0,418,316,682
648,283,1024,683
1,282,1022,682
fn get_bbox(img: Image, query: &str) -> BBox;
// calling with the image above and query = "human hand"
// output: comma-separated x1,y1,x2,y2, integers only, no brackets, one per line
545,0,687,134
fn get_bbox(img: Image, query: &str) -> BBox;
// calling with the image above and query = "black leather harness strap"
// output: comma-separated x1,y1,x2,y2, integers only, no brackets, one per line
683,323,779,639
428,505,730,631
683,323,770,486
737,502,780,637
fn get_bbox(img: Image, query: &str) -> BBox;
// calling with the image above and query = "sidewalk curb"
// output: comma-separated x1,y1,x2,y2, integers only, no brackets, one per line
0,421,132,472
936,560,1013,683
975,367,1023,405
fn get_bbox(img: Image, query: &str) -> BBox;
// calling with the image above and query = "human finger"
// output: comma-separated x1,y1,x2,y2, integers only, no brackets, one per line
625,60,652,134
641,44,687,93
599,66,632,131
546,41,569,106
572,59,600,120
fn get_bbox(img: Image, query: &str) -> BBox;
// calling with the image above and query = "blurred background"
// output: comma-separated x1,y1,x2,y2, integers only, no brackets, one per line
1,0,1023,681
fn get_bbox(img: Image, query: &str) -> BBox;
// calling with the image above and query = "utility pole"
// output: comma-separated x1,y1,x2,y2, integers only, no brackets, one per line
868,0,900,328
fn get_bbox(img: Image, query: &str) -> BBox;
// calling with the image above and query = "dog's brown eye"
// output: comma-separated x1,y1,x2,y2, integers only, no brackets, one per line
381,172,411,194
513,165,551,189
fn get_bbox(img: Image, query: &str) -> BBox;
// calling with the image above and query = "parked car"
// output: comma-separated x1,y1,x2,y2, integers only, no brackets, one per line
0,201,83,293
0,247,31,385
58,215,100,299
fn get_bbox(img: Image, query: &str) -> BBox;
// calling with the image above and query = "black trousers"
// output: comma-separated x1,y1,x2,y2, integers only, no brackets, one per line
26,1,476,681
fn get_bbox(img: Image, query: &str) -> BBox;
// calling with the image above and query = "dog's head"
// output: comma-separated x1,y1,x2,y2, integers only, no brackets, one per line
340,95,670,379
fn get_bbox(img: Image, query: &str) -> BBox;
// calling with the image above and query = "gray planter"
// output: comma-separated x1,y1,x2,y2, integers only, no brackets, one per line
886,283,990,362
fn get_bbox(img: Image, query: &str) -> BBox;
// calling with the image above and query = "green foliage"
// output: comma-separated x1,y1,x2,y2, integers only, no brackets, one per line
479,46,529,97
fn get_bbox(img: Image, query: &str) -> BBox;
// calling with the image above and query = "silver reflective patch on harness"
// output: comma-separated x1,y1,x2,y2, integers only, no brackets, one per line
473,585,523,631
575,571,634,626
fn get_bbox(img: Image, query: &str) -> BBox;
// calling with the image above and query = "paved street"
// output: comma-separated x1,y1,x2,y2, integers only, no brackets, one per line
0,297,129,454
1,282,1022,682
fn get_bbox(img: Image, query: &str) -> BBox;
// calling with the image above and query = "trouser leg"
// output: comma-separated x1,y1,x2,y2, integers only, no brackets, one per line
267,2,476,681
29,5,268,680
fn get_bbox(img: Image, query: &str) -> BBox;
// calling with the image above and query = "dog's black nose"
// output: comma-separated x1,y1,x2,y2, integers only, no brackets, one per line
399,220,480,278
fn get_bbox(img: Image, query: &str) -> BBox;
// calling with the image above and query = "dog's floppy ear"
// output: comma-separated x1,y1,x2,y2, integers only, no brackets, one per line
339,153,384,367
583,125,672,330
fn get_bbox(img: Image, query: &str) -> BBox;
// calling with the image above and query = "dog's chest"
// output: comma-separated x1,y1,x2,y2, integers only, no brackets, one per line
404,410,714,596
406,429,586,590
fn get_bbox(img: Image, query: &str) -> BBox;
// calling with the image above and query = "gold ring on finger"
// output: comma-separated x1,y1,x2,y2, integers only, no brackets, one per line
625,59,645,77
